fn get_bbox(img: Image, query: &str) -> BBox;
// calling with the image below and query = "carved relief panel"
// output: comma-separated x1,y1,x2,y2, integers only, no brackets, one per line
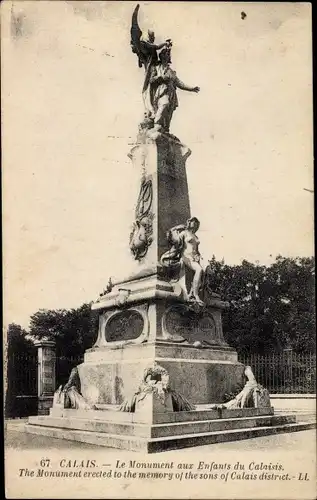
129,178,154,261
162,303,224,346
94,303,149,348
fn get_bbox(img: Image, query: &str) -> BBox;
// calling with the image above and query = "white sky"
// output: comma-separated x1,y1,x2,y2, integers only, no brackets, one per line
2,1,314,328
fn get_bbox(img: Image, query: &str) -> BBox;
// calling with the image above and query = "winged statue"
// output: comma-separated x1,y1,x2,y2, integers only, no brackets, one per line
130,4,171,73
130,5,171,116
130,5,200,134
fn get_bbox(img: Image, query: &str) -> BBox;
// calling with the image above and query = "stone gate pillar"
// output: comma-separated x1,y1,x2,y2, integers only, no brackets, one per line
34,339,56,415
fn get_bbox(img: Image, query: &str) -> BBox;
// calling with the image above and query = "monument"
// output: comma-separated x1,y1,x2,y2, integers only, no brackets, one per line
26,5,306,451
80,3,244,407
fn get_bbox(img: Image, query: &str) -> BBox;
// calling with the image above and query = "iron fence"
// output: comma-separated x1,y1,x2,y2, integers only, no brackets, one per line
55,354,84,387
239,351,316,394
5,352,38,418
4,349,316,419
57,351,316,394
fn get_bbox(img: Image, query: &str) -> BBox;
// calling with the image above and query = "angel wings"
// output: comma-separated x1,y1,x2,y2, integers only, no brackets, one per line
129,5,199,134
130,4,143,68
130,4,171,71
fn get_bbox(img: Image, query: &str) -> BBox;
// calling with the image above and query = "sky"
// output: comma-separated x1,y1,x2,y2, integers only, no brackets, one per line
2,1,313,328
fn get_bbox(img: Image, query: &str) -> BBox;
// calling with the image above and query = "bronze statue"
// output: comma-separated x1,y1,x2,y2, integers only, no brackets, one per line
160,217,204,305
130,5,200,133
149,48,200,133
130,4,171,121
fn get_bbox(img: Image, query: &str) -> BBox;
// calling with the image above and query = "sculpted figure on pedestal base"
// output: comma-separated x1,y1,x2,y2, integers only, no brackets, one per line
213,366,271,410
160,217,205,305
53,366,97,410
119,363,195,412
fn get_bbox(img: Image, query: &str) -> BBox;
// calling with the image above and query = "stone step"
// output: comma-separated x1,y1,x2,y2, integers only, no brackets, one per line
275,410,316,423
25,423,149,452
28,414,296,439
147,422,317,453
25,421,316,453
49,406,274,424
29,415,148,437
151,415,295,438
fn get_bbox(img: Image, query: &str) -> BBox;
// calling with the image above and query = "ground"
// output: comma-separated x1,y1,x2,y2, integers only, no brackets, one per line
5,419,316,453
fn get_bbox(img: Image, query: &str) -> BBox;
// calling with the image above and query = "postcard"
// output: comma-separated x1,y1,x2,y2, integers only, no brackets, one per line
3,2,315,499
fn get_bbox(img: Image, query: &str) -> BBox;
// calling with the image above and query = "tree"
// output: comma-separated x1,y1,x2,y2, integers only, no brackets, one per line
266,256,315,353
4,323,36,418
25,256,314,357
5,323,34,354
204,256,315,354
28,303,99,357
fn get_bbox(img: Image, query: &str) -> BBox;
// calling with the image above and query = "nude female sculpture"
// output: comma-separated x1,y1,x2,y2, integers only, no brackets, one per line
160,217,204,305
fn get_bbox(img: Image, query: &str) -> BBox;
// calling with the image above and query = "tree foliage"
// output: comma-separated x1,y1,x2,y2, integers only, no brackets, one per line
28,303,99,357
9,256,315,357
205,255,315,354
5,323,34,355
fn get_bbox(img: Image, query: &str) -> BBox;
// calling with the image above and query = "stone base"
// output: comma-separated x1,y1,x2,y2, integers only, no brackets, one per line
77,343,244,406
25,407,315,453
91,274,230,347
87,267,241,406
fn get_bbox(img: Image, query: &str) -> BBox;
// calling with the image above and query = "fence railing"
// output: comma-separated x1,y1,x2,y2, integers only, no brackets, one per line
5,350,316,418
57,351,316,394
238,351,316,394
5,352,38,395
55,354,84,387
5,351,38,418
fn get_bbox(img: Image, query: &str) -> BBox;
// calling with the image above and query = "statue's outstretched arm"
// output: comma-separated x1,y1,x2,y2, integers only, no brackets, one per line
141,40,167,51
175,76,200,93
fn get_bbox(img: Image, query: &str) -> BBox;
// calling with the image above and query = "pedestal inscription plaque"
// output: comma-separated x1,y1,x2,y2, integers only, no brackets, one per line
162,304,223,346
106,310,144,342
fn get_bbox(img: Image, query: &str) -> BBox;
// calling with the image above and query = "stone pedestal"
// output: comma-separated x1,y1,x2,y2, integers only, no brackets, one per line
34,339,56,415
127,133,191,274
86,278,244,407
79,342,244,407
112,132,192,288
83,134,245,409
